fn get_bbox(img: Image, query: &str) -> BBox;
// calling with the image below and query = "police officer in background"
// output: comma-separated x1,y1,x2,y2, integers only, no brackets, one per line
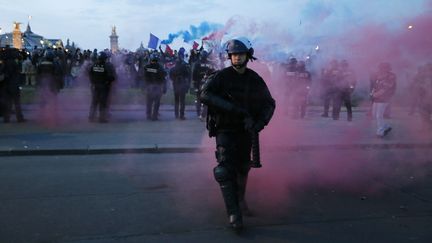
88,52,116,123
143,54,166,121
321,59,340,119
192,50,216,120
291,60,311,119
37,49,64,119
200,37,275,231
1,47,25,123
415,63,432,130
333,60,356,121
284,57,298,115
0,50,5,118
169,52,191,120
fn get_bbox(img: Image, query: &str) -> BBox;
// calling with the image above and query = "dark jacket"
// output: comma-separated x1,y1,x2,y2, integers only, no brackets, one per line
89,61,116,88
169,60,190,93
200,66,275,133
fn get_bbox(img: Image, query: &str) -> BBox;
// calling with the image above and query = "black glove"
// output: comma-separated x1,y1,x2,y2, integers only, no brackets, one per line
244,117,254,132
253,120,266,133
244,118,265,133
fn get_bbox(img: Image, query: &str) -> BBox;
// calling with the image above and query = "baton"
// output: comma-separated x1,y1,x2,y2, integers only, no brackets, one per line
250,131,262,168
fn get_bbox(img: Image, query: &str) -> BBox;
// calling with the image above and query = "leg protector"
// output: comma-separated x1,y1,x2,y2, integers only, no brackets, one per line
214,165,240,216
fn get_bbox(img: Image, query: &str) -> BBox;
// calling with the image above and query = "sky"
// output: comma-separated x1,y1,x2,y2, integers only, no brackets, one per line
1,0,430,52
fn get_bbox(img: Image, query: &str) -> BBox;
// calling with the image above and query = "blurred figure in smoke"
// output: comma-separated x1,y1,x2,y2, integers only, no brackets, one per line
1,47,25,123
320,59,340,119
333,60,356,121
200,37,275,231
192,50,216,120
36,49,64,122
408,65,427,115
124,52,138,88
143,53,167,121
283,57,298,115
0,50,5,118
22,55,36,86
290,60,311,119
416,63,432,130
169,52,191,120
88,52,116,123
370,62,397,137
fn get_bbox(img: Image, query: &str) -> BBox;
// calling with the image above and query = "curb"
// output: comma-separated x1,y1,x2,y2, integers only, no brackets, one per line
1,143,431,157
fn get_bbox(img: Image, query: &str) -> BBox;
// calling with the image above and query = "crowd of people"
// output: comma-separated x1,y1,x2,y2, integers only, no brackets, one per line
0,42,431,134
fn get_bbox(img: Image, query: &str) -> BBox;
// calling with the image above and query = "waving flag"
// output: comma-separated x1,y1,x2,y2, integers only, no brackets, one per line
192,41,199,50
165,44,174,56
148,33,159,49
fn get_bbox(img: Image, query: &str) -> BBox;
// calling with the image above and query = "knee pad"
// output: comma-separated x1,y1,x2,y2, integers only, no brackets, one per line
214,165,232,183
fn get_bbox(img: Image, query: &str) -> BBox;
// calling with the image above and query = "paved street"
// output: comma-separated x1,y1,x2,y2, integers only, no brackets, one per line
0,106,431,242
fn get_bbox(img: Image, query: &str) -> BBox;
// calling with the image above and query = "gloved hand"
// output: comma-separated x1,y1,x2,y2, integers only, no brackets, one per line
244,118,265,133
253,120,266,133
243,117,255,132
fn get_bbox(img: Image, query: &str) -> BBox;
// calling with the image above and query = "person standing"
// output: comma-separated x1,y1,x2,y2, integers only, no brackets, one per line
88,52,116,123
36,49,64,121
143,54,166,121
200,37,275,231
192,50,216,120
333,60,356,121
1,47,25,123
370,62,397,137
291,60,311,119
320,59,340,119
169,53,191,120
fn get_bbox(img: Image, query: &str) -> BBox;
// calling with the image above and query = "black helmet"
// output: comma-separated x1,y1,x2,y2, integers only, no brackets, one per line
44,50,55,61
98,51,108,61
199,50,209,61
150,53,159,62
289,57,297,64
225,37,255,60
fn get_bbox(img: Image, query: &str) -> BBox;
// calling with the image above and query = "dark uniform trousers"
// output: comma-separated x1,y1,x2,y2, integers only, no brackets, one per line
214,131,251,216
333,89,353,120
146,84,163,119
90,85,110,121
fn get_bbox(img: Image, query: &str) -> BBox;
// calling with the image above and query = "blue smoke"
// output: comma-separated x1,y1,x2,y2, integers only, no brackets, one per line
161,21,224,44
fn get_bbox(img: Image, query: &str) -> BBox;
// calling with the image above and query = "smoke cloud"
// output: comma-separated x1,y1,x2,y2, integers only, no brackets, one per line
161,21,224,45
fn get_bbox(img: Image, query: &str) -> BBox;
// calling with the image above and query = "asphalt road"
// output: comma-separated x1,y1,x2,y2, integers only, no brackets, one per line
1,148,431,243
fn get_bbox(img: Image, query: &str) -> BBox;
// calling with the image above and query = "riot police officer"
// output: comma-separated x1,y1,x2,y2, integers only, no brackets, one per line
88,52,116,123
192,50,216,119
415,63,432,130
321,59,340,119
291,61,311,119
282,57,297,115
36,49,64,121
169,53,191,120
200,37,275,231
1,47,25,123
143,54,166,121
333,60,356,121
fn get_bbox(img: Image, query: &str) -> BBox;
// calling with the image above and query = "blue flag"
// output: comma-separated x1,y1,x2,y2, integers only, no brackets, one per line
148,33,159,49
